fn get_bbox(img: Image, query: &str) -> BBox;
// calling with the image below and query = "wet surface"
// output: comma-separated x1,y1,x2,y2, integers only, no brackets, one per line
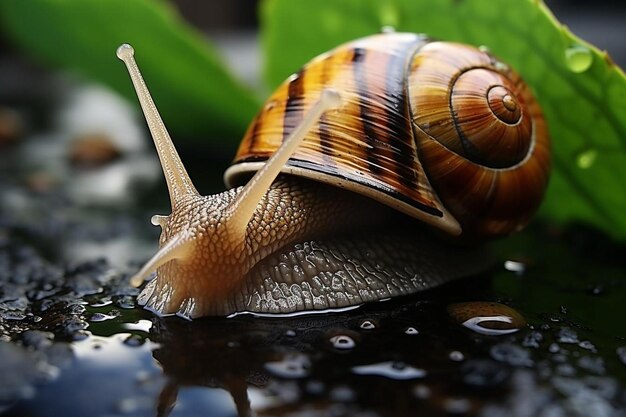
1,71,626,417
2,139,626,416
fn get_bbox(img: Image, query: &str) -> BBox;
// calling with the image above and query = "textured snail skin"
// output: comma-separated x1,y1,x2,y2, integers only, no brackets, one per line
138,177,488,317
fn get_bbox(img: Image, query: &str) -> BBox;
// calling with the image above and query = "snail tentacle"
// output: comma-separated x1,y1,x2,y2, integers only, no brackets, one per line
129,231,193,287
117,43,198,206
225,89,342,241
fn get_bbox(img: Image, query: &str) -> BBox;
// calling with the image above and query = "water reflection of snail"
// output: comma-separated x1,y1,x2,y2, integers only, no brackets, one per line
117,32,550,319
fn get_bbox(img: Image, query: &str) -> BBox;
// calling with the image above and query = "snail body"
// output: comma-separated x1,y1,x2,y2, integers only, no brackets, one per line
117,32,549,319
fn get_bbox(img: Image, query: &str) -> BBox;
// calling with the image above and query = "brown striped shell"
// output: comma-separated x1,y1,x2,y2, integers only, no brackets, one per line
224,33,550,238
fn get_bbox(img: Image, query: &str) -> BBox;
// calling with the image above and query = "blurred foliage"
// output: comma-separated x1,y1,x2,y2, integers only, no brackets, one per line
0,0,259,138
261,0,626,240
1,0,626,239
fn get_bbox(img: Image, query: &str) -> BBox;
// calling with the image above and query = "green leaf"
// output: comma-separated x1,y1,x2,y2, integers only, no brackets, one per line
262,0,626,239
0,0,259,139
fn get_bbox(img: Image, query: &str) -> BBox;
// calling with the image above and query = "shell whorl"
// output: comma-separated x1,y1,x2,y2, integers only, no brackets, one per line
409,42,550,236
225,33,550,238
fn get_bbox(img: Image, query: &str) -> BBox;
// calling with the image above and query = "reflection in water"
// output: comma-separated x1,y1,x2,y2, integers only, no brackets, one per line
147,285,506,417
447,302,527,336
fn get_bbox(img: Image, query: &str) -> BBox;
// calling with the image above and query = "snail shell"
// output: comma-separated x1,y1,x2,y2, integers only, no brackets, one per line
225,33,550,237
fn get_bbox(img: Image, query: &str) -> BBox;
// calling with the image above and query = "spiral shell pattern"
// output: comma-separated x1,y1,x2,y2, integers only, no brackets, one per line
409,42,550,236
225,33,550,238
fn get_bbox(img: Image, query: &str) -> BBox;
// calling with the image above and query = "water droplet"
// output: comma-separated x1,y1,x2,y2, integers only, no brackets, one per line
549,343,561,353
588,285,605,296
123,334,144,347
556,327,579,344
284,329,296,337
460,359,511,388
578,355,606,374
89,298,112,308
494,61,510,73
412,384,431,399
123,320,152,333
462,316,521,336
89,313,117,322
504,260,526,274
449,351,465,362
576,149,597,169
330,335,356,350
305,380,325,395
556,363,576,377
359,320,376,330
522,331,544,348
329,385,356,402
579,340,597,352
565,45,593,73
265,353,311,379
352,361,426,380
443,397,471,414
405,327,419,335
448,302,526,336
490,343,534,367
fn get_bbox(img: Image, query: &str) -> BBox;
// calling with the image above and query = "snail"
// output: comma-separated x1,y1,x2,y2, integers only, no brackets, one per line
116,32,550,319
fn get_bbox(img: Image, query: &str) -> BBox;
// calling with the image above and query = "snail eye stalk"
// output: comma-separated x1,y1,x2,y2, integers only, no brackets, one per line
117,43,198,208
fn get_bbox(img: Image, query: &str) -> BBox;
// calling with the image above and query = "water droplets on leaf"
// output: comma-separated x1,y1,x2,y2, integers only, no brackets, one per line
576,148,598,169
565,44,593,73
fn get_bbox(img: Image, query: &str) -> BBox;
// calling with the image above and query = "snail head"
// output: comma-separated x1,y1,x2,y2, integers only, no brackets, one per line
117,44,341,317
